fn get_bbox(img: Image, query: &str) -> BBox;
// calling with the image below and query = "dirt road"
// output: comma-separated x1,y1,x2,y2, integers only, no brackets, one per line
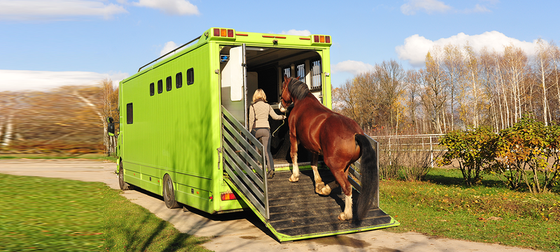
0,159,541,252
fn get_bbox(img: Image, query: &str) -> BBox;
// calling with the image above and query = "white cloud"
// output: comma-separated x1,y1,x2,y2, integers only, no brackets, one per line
0,0,128,21
332,60,375,75
132,0,199,15
401,0,452,15
281,29,311,36
0,70,128,92
396,31,540,67
160,41,178,57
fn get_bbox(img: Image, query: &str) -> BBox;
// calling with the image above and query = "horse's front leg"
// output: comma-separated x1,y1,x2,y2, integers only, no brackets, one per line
311,153,324,193
289,138,299,183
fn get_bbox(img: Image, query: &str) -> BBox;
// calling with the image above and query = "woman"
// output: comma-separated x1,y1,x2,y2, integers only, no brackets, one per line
249,89,286,179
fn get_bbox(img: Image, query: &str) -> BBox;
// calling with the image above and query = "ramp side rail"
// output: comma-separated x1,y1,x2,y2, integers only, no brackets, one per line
221,106,269,219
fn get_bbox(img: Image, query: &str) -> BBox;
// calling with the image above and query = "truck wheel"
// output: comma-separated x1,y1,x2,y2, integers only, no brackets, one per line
163,174,180,208
118,160,131,190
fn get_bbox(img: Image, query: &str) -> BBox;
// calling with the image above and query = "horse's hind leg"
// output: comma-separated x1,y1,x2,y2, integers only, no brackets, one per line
331,167,353,221
339,190,353,221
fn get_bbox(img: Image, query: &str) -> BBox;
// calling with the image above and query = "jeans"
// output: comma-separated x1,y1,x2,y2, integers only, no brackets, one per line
254,128,274,172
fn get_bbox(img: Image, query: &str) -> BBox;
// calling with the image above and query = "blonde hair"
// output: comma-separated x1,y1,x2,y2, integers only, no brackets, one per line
252,89,267,103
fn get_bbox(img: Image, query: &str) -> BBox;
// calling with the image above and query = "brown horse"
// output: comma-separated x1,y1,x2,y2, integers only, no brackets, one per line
279,76,377,221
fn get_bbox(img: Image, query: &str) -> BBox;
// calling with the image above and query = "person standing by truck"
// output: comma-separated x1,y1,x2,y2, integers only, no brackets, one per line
107,117,116,156
249,89,286,179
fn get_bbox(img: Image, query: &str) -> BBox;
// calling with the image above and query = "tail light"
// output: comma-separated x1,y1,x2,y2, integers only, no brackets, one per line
313,35,331,44
221,192,237,201
213,28,235,38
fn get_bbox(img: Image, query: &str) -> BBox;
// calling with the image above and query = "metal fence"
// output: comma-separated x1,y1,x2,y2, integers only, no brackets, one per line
372,134,445,168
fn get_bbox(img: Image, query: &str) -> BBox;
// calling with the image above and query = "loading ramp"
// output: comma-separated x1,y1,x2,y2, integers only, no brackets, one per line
221,106,399,242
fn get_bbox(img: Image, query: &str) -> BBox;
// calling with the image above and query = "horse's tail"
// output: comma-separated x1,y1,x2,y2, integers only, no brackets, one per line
355,134,378,220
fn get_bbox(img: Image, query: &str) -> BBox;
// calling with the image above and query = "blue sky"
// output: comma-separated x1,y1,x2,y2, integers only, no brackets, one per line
0,0,558,92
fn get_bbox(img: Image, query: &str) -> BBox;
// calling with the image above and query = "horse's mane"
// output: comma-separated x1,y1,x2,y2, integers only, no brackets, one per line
287,78,309,101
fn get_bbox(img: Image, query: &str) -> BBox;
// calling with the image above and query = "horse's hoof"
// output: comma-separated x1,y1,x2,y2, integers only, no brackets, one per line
320,185,332,195
315,182,325,194
288,175,299,183
338,212,351,221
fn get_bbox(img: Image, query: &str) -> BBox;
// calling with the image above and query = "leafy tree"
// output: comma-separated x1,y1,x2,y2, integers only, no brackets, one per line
440,126,497,186
495,115,560,193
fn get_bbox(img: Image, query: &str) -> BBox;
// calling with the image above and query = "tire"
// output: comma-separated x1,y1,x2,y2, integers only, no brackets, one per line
163,174,180,209
118,160,131,190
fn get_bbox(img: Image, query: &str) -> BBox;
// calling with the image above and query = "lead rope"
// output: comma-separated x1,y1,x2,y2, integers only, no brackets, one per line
272,111,286,137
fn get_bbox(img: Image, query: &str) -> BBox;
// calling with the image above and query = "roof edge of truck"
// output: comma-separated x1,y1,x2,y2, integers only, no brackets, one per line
120,27,332,84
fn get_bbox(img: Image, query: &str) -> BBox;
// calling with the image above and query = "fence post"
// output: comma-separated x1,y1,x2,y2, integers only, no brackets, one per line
388,137,392,166
430,136,434,168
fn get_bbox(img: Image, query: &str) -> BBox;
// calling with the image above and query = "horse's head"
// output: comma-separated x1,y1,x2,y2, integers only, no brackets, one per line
279,75,293,113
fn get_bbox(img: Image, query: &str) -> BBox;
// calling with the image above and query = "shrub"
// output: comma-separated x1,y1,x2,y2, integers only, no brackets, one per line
495,116,560,193
440,126,497,186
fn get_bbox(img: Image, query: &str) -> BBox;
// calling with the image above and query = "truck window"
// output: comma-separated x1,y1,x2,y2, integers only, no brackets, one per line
166,76,172,91
176,72,183,88
312,60,321,89
126,103,133,124
297,64,305,83
158,80,163,94
187,68,194,85
283,67,291,78
150,83,154,96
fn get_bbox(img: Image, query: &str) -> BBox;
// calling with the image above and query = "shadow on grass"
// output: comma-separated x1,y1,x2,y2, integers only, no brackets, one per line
423,168,560,193
112,185,279,249
105,186,210,252
423,169,510,190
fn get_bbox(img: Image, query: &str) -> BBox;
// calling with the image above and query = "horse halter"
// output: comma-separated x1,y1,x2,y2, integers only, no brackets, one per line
279,83,292,113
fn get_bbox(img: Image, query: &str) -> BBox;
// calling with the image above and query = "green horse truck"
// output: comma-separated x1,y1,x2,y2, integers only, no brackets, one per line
116,27,398,242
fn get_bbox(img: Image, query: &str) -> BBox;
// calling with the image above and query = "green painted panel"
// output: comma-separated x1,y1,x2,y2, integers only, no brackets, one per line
120,42,222,213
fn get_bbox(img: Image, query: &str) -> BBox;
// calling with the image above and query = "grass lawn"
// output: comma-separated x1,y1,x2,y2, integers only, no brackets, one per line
0,173,210,252
381,168,560,251
1,163,558,251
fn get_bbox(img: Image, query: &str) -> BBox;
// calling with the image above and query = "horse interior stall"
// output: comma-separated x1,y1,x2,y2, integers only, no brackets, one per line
220,45,324,169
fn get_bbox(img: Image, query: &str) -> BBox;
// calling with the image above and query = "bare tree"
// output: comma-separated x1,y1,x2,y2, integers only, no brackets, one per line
536,39,554,125
377,60,406,133
443,44,464,130
352,72,379,130
405,69,422,133
335,40,560,135
502,45,528,124
552,42,560,123
464,44,482,128
423,50,448,133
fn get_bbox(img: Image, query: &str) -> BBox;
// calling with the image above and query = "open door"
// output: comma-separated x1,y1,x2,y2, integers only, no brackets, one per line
221,45,248,124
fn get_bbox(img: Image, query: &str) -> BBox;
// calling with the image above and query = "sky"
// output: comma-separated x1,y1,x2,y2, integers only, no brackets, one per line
0,0,559,92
